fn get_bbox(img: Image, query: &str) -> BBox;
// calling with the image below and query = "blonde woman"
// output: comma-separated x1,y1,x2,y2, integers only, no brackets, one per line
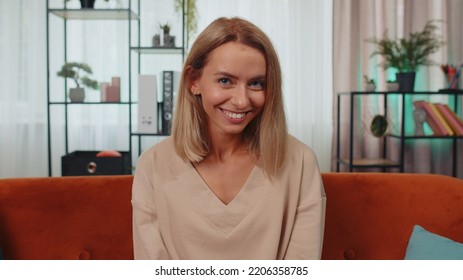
132,17,326,260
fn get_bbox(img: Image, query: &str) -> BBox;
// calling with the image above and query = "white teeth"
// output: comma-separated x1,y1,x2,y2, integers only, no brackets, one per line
224,110,246,119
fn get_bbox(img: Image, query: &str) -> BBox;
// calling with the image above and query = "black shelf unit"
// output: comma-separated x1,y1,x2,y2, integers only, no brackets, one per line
336,90,463,177
46,0,186,176
129,2,186,159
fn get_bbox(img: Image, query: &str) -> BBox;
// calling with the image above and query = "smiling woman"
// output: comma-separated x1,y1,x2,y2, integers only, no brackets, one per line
187,42,267,205
131,17,326,260
190,42,266,142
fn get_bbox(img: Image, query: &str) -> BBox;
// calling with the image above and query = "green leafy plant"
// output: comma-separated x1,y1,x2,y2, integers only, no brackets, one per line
174,0,197,47
160,23,171,35
57,62,98,89
364,75,375,85
367,20,445,72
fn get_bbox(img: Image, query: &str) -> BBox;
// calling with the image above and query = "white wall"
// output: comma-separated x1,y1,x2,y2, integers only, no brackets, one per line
0,0,333,177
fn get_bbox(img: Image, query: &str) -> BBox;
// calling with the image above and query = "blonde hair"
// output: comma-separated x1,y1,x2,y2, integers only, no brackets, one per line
171,17,287,177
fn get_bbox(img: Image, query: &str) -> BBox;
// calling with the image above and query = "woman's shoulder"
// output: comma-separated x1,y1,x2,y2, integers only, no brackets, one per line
136,136,182,167
139,136,173,156
281,135,320,172
286,134,317,159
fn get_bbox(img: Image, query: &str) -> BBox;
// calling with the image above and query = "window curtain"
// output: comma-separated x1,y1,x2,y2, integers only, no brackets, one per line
0,0,48,178
0,0,333,178
196,0,334,172
332,0,463,178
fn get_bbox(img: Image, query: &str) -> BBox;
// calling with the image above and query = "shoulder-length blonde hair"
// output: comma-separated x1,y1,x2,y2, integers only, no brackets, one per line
172,17,287,177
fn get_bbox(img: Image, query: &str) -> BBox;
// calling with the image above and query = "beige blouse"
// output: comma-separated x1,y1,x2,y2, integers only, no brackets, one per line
131,135,326,260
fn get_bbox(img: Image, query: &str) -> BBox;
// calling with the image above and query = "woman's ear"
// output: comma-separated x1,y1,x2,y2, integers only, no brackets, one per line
188,67,201,95
190,79,201,95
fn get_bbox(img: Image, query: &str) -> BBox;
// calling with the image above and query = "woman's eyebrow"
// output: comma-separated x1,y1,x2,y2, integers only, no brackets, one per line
213,71,237,79
214,71,266,80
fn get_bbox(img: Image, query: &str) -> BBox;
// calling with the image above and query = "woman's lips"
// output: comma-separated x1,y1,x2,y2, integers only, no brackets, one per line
220,108,249,123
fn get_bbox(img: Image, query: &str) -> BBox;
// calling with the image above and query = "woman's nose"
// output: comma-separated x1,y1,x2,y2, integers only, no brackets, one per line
231,85,250,109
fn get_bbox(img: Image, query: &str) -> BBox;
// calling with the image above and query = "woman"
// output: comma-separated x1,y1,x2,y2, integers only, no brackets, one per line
132,17,326,260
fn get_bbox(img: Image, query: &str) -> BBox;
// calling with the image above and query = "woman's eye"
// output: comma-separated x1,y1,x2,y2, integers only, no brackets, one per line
249,80,264,90
218,78,231,85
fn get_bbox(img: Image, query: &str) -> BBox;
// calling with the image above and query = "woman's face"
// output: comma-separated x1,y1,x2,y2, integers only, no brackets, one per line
190,42,266,138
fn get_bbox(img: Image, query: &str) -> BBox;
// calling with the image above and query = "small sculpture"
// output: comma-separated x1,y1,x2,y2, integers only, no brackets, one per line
413,108,427,136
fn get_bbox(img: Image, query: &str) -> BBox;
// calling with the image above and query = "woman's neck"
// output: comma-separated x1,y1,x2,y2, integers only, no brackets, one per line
207,133,248,163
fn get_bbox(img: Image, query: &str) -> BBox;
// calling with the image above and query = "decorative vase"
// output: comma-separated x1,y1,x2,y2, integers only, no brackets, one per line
164,35,175,47
386,82,400,92
69,88,85,103
396,72,416,92
152,34,176,47
365,84,376,92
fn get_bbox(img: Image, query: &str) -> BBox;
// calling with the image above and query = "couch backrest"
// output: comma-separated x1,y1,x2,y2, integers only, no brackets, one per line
321,172,463,260
0,175,134,260
1,173,462,260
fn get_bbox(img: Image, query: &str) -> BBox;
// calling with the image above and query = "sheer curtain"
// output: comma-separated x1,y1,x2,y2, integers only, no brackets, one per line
0,0,48,178
0,0,333,178
332,0,463,178
196,0,333,172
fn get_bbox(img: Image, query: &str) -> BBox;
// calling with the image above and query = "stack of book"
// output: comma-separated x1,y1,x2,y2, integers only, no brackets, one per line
413,100,463,136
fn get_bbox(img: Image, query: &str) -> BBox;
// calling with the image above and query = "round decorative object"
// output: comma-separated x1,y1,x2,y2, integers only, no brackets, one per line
87,162,97,174
370,115,388,137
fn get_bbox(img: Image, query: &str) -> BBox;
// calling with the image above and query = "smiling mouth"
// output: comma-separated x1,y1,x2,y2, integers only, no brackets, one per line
221,109,248,119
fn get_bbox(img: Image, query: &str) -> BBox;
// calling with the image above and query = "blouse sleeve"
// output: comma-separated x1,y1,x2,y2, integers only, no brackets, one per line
131,152,170,259
284,147,326,260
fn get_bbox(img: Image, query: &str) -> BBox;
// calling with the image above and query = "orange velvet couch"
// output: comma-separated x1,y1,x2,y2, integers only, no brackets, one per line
0,173,462,260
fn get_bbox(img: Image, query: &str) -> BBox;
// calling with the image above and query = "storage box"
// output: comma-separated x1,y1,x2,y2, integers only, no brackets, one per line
61,151,131,176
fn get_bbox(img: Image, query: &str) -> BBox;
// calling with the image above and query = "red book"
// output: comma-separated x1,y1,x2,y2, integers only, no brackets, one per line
413,100,448,136
435,103,463,136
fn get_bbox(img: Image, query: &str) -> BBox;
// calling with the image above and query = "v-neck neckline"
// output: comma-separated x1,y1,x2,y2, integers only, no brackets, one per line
189,162,257,207
186,162,266,235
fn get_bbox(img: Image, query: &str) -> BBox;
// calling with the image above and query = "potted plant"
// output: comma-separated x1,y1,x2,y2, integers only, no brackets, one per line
367,20,445,92
57,62,98,102
66,0,110,9
386,80,400,91
363,75,376,91
153,23,176,47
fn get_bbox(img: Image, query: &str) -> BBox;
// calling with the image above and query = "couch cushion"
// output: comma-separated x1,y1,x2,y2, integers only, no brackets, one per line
405,225,463,260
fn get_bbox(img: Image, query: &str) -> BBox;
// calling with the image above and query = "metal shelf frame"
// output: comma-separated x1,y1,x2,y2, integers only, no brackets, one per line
46,0,186,176
336,90,463,177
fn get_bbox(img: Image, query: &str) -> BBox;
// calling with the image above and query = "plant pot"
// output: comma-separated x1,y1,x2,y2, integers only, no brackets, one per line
386,82,400,92
69,88,85,103
164,35,175,47
152,34,176,47
396,72,416,92
365,84,376,92
80,0,96,8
